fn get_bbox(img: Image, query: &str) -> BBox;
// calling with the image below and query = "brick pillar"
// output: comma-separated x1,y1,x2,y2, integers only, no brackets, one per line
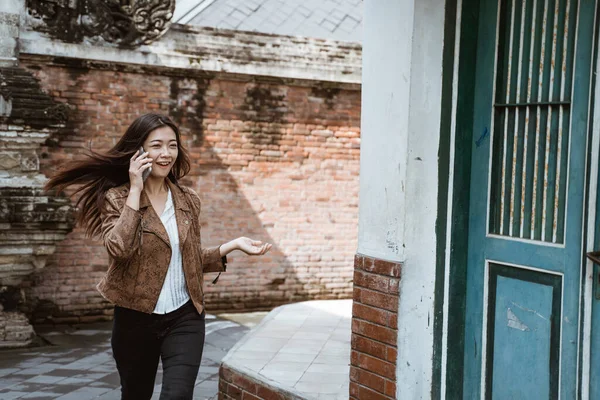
350,254,400,399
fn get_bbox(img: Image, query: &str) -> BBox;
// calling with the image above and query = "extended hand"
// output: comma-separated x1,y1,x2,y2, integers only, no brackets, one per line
236,237,272,255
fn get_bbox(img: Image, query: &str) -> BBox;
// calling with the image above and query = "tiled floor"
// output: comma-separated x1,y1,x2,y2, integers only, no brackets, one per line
0,301,351,400
222,300,352,400
0,314,256,400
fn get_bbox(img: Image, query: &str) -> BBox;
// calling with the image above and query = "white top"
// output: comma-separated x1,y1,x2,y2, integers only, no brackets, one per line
153,189,190,314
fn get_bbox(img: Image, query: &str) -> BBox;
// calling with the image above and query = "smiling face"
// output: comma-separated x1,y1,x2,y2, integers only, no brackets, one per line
142,126,179,180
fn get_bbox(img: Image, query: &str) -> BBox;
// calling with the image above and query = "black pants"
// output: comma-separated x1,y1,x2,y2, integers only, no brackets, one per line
111,300,206,400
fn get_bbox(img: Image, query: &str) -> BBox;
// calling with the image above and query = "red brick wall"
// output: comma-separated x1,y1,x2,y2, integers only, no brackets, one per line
20,57,360,322
219,365,295,400
350,254,401,399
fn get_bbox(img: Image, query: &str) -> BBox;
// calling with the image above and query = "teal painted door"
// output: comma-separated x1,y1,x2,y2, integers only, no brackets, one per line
463,0,598,398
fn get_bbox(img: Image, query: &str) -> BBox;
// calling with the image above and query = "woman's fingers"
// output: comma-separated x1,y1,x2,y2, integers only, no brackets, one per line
239,238,272,255
139,157,153,167
129,151,153,188
135,151,149,161
133,157,153,171
256,243,271,255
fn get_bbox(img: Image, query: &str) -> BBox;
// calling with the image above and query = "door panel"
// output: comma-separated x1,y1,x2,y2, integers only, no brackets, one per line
463,0,598,398
488,265,561,399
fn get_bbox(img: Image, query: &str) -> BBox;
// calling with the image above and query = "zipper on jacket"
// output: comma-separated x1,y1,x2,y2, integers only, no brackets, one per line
138,217,143,256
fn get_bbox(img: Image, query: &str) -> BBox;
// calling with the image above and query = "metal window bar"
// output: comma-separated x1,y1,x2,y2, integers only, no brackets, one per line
489,0,575,244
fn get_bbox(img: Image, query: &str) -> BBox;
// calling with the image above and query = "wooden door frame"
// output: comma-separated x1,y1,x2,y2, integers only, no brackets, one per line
434,1,600,399
432,0,480,398
580,9,600,399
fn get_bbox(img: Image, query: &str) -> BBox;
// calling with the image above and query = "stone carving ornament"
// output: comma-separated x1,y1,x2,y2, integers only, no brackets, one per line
27,0,175,46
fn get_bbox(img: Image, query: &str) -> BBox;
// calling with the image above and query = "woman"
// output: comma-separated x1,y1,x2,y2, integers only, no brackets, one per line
45,113,271,399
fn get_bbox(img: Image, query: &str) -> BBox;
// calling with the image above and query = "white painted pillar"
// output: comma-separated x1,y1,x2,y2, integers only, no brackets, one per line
359,0,446,398
0,0,24,67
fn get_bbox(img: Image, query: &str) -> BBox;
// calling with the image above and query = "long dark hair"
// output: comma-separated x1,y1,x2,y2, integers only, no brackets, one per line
45,113,191,238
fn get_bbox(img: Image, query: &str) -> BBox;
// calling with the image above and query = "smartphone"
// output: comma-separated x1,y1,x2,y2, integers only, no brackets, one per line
139,146,152,181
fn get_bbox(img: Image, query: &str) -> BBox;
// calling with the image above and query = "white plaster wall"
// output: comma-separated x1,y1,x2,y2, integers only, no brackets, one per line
359,0,446,398
400,0,445,396
358,0,414,263
0,0,23,13
0,0,23,65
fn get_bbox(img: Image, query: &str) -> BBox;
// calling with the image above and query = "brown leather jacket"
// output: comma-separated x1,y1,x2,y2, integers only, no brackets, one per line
96,179,225,314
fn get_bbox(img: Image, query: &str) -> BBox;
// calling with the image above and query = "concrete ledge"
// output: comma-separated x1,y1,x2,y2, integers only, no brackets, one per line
19,24,361,85
219,300,351,400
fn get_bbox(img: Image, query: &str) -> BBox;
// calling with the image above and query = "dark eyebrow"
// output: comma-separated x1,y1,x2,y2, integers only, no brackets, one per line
149,139,178,143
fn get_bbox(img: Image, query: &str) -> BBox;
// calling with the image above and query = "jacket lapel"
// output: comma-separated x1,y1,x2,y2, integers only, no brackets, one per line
139,189,171,248
167,180,193,253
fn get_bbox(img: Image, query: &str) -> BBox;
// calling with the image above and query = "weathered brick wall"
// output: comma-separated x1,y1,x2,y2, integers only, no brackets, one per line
0,313,35,349
219,365,295,400
350,254,400,399
19,56,360,323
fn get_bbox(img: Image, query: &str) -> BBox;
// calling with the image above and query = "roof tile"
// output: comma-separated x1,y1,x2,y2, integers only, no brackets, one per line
177,0,362,42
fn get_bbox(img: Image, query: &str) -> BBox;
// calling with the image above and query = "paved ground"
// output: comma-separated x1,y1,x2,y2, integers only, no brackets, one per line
0,312,266,400
223,300,351,400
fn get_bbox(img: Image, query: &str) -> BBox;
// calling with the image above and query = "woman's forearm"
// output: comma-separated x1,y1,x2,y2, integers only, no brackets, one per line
219,239,240,256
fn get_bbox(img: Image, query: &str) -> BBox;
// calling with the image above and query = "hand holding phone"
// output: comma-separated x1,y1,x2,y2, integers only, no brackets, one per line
129,147,152,190
139,147,152,182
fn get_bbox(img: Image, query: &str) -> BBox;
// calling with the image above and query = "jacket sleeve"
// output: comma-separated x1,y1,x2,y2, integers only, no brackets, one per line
201,246,227,273
185,187,227,274
100,193,142,262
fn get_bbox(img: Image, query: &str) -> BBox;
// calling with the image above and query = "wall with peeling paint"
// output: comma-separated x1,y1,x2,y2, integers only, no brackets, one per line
358,0,411,264
20,62,361,321
19,21,361,85
357,0,445,398
0,0,23,66
0,5,363,322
